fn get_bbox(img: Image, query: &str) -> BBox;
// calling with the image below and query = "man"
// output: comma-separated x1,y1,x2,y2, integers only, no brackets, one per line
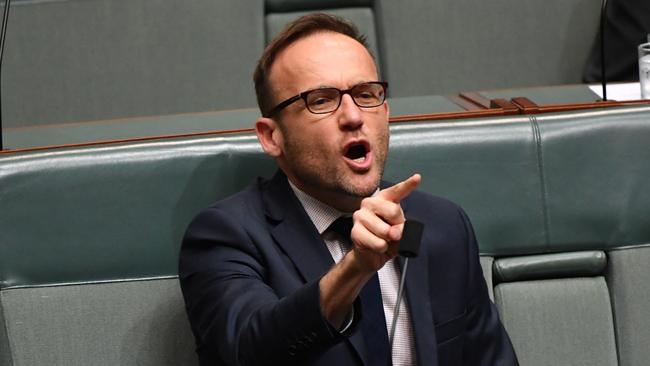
179,14,518,366
583,0,650,83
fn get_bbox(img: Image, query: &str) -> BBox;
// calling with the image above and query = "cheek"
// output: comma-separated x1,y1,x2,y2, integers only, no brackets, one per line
297,126,339,152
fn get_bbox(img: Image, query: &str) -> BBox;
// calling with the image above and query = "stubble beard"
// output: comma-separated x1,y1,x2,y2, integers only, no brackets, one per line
283,131,389,201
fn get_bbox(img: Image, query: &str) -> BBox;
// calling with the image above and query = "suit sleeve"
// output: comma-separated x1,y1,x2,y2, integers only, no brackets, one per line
458,208,519,366
178,207,347,366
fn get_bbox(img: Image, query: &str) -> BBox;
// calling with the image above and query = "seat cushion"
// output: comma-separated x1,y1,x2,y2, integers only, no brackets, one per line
607,245,650,366
1,279,196,366
494,277,618,366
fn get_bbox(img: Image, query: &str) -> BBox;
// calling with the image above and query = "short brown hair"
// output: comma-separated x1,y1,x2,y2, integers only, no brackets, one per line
253,13,372,117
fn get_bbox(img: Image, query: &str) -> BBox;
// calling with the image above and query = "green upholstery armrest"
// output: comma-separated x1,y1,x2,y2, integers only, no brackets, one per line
494,251,607,283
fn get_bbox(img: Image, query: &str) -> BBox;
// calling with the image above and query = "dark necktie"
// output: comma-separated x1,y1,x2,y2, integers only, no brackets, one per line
329,217,392,366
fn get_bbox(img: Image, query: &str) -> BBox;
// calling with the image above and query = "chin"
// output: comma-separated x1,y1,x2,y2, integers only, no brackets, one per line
341,174,381,198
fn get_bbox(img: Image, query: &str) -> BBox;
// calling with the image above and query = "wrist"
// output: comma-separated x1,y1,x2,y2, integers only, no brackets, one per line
319,251,375,328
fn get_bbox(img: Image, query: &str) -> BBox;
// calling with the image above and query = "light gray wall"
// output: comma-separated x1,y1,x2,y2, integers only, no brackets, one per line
4,0,264,127
3,0,601,128
376,0,601,96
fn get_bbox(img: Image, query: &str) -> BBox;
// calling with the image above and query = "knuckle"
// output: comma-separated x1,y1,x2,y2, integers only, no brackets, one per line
350,225,360,240
390,204,402,218
375,238,388,251
360,196,374,208
352,211,363,222
381,223,392,238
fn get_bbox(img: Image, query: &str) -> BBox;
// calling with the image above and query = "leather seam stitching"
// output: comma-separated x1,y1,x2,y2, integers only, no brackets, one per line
531,115,550,249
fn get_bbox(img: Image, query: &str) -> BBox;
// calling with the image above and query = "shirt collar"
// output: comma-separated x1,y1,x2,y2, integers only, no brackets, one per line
288,180,344,235
288,180,380,234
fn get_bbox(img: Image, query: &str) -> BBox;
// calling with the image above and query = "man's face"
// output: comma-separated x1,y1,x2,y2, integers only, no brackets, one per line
265,32,389,210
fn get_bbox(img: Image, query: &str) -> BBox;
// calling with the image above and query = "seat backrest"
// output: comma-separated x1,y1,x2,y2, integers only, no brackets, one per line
493,251,618,366
2,106,650,364
0,133,275,365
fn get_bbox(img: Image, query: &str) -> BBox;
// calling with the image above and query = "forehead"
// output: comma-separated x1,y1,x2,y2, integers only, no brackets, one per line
268,32,378,97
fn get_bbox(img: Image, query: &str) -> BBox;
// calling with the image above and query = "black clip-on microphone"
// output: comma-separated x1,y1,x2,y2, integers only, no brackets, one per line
388,219,424,349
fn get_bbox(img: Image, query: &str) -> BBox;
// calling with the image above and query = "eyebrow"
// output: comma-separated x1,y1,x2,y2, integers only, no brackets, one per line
308,80,375,91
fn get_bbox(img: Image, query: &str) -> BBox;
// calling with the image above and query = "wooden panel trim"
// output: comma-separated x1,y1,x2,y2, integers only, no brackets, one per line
489,99,520,115
459,92,491,109
447,95,486,111
389,109,508,122
511,97,540,113
532,99,650,113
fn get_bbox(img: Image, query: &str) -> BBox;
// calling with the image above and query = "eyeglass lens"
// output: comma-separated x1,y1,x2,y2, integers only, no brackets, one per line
305,83,385,113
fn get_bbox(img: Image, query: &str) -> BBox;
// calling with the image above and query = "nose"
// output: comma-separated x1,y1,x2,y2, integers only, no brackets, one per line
337,93,363,130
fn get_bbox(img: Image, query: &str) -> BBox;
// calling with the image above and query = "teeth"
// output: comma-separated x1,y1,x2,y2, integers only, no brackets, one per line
353,156,366,163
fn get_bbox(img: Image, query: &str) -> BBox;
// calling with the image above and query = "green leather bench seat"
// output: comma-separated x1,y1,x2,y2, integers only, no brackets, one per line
537,108,650,250
493,250,617,365
493,246,650,366
1,105,649,365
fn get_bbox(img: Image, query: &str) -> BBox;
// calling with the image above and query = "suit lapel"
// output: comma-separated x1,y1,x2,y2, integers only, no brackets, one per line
400,196,439,366
400,255,439,366
262,171,371,364
262,170,334,283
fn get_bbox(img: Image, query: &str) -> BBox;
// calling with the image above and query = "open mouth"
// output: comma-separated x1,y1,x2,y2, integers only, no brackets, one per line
343,141,372,170
345,143,368,163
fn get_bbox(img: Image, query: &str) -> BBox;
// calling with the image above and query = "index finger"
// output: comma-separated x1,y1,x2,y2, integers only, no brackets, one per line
379,173,421,203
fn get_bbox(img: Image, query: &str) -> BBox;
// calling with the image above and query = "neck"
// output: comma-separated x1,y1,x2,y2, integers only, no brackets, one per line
287,177,366,213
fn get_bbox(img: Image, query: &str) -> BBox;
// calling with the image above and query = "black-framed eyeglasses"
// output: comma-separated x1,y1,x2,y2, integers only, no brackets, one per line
266,81,388,117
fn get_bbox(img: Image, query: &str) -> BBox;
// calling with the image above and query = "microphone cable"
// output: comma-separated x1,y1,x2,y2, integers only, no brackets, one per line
0,0,12,150
389,256,410,348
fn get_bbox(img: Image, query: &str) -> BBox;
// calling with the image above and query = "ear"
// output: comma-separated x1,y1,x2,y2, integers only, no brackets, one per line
255,117,283,158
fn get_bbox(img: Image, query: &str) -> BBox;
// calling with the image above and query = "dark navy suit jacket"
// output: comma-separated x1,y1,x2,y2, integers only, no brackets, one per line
179,170,518,365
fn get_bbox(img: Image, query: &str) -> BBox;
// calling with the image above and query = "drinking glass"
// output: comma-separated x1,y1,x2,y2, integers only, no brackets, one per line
638,42,650,99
